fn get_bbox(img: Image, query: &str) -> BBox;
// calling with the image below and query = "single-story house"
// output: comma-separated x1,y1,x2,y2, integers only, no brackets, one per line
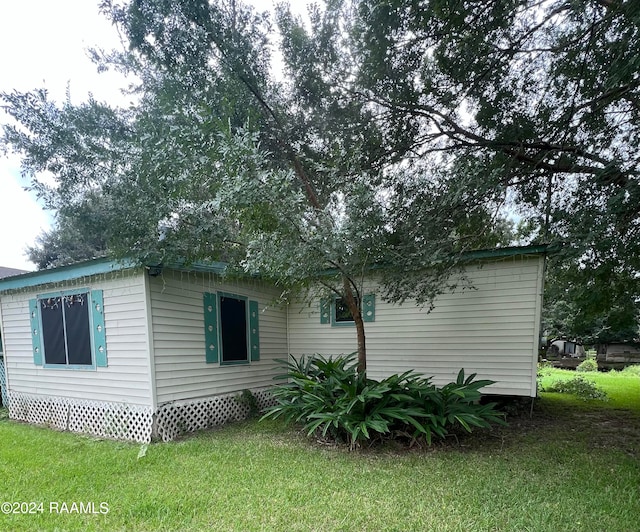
0,245,546,442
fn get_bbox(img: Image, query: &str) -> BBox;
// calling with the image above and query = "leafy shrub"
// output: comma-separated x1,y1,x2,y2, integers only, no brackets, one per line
261,354,506,449
543,376,608,401
235,389,260,418
621,364,640,377
537,361,554,378
576,357,598,372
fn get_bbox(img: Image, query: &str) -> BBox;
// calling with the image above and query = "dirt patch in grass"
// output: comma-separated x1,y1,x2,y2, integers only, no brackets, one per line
479,397,640,458
563,409,640,458
364,395,640,458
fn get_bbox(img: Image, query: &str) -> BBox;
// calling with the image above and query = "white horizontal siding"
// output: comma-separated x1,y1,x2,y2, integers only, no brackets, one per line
288,256,543,397
149,270,287,404
0,271,153,405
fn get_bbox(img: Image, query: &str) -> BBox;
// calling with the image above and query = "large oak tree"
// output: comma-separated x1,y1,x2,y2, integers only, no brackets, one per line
3,0,638,368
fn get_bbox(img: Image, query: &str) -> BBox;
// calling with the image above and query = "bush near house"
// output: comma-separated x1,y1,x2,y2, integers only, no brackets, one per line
576,357,598,372
620,364,640,377
261,354,506,448
543,376,608,401
538,366,640,408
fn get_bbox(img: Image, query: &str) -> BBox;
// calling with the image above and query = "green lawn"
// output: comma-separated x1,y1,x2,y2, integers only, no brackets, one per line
538,365,640,409
1,371,639,532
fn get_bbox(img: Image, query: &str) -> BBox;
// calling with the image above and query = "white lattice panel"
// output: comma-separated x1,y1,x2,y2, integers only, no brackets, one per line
0,357,8,407
68,400,153,443
7,388,274,443
253,388,277,410
7,392,153,443
154,388,275,442
8,392,68,429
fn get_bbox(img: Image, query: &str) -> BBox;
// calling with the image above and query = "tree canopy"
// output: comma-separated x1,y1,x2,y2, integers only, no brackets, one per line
2,0,639,366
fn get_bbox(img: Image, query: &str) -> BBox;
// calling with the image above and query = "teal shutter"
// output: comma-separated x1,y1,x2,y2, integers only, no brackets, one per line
203,293,218,363
249,300,260,361
320,299,331,324
90,290,108,367
362,294,376,322
29,298,43,366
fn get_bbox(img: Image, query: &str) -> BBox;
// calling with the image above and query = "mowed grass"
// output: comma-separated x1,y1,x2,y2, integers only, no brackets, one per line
538,365,640,410
0,371,639,532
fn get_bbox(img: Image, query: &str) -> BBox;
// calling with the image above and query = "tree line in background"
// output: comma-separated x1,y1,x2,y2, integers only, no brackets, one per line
2,0,638,361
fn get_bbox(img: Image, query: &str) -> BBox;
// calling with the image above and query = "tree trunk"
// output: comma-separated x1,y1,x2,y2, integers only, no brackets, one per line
342,276,366,374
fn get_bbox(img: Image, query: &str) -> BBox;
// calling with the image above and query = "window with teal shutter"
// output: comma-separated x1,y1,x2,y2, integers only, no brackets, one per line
362,294,376,322
203,292,219,363
29,298,42,365
321,294,376,326
29,289,107,369
203,292,259,364
219,294,248,364
249,300,260,361
91,290,108,367
320,299,331,324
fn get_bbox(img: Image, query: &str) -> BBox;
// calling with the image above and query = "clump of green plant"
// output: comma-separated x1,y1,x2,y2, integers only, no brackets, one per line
543,376,608,401
621,364,640,377
537,361,554,378
261,354,506,449
235,389,260,418
576,357,598,372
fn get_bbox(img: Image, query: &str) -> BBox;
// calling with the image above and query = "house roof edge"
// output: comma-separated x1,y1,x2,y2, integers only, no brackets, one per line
0,258,138,293
461,243,551,261
0,244,552,293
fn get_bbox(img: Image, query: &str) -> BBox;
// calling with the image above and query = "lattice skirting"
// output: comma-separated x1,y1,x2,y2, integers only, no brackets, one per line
0,357,8,407
154,388,276,442
8,392,154,443
6,388,276,443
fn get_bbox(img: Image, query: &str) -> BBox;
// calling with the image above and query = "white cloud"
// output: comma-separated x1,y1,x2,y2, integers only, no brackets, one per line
0,161,52,271
0,1,127,103
0,0,301,270
0,1,127,270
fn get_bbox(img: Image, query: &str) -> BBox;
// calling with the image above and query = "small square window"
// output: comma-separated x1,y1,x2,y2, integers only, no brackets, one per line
334,297,356,323
321,294,375,326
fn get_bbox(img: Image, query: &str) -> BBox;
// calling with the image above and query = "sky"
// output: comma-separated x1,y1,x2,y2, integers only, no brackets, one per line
0,0,294,272
0,1,130,271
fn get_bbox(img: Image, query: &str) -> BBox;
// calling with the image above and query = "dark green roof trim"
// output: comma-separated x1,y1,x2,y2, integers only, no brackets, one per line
461,244,551,261
164,261,228,275
0,257,230,293
316,244,551,278
0,258,138,293
0,244,550,293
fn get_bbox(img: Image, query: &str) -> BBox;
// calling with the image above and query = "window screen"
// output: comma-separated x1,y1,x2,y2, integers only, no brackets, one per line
64,294,92,365
219,295,248,363
40,297,67,364
40,293,92,366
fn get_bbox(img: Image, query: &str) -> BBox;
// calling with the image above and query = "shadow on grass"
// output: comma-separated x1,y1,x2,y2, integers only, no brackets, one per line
459,393,640,459
217,392,640,460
